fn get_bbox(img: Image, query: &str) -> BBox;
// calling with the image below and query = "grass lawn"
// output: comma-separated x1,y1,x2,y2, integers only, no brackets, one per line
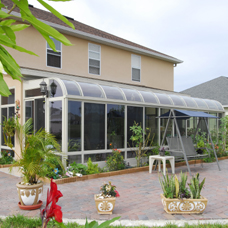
0,215,228,228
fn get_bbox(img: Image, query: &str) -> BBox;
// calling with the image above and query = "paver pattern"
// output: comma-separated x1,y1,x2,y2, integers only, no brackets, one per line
1,160,228,221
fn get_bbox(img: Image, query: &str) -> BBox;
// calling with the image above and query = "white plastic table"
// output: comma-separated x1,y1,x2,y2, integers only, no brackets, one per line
149,155,175,175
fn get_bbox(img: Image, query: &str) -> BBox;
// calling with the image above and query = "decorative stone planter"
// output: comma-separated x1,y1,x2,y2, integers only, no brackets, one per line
16,182,43,207
160,194,208,214
94,194,116,214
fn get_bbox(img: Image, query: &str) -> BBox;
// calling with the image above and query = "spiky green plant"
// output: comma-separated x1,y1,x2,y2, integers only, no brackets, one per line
179,171,190,199
10,118,63,184
159,172,176,198
175,175,179,198
188,173,206,199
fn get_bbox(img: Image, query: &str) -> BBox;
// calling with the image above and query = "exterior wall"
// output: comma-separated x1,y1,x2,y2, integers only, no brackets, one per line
2,75,23,159
6,26,174,91
224,107,228,116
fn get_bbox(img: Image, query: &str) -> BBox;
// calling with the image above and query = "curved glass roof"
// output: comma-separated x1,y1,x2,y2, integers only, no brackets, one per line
51,78,224,112
121,88,142,102
139,91,158,104
62,80,81,96
101,85,124,100
78,82,104,98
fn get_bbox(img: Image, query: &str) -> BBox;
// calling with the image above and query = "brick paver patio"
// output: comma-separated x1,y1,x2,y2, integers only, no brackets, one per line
1,159,228,221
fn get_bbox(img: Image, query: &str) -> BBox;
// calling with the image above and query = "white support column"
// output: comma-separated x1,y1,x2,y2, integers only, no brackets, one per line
124,105,127,160
81,101,84,164
105,103,107,150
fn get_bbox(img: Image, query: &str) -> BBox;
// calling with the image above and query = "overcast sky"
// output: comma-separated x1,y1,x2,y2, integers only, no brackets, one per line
29,0,228,92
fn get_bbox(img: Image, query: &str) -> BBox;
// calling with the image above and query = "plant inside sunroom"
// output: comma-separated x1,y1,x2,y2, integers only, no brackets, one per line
129,121,154,167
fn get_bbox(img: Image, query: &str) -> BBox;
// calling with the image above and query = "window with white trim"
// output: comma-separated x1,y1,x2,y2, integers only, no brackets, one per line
131,54,141,82
89,43,100,75
47,38,61,68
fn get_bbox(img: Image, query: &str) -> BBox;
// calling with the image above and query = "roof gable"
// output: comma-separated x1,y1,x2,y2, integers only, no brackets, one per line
181,76,228,105
2,0,182,64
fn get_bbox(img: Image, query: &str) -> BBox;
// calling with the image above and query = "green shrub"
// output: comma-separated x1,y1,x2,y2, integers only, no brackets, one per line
68,161,88,175
86,157,100,174
43,156,64,179
106,149,125,171
0,150,13,165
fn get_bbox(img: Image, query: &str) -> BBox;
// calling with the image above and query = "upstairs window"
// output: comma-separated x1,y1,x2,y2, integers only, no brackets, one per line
47,38,61,68
89,43,100,75
131,54,141,82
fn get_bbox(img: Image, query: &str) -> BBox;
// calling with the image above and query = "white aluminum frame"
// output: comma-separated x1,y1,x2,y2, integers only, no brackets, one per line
131,54,141,82
46,39,62,69
88,43,101,76
20,78,225,167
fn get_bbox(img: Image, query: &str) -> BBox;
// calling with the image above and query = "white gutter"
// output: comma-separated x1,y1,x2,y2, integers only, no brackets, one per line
7,10,183,64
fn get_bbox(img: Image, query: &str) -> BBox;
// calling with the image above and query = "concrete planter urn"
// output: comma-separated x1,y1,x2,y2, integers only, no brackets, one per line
94,194,116,214
160,194,208,214
16,182,43,207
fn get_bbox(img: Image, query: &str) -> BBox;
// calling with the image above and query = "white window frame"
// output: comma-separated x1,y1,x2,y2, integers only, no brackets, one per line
131,54,141,82
88,43,101,75
46,38,62,69
0,87,16,153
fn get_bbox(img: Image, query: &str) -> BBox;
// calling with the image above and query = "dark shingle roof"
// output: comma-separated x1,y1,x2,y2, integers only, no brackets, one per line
181,76,228,105
2,0,181,63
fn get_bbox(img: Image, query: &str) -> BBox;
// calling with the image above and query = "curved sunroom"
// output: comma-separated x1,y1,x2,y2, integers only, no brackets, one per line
23,78,224,166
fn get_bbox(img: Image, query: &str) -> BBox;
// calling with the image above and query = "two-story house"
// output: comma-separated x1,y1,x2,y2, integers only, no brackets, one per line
0,0,224,166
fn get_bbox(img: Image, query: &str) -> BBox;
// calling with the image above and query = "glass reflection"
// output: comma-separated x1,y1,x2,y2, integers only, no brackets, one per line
35,98,45,132
169,95,185,107
68,101,81,151
50,101,62,147
67,155,81,165
204,100,217,110
139,91,158,104
209,113,217,141
214,101,224,110
84,152,124,162
84,103,105,150
1,89,15,105
78,82,104,98
145,107,159,144
101,85,124,100
127,106,143,147
155,93,172,105
62,80,81,96
121,88,142,102
160,109,172,144
1,108,7,146
193,98,208,109
107,104,124,149
181,96,197,108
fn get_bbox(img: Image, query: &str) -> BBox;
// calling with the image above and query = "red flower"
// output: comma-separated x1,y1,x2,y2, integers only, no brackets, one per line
46,179,63,206
45,200,63,223
115,190,120,197
41,179,64,228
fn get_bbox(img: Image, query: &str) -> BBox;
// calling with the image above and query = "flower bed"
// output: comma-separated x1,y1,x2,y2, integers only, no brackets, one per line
0,164,14,168
43,166,149,184
42,156,228,185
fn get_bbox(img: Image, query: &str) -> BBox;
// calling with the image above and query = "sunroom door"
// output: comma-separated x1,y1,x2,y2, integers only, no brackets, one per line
25,98,45,132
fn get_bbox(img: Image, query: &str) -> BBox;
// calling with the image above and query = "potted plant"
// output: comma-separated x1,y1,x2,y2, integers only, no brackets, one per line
8,118,63,209
94,181,120,214
159,147,166,156
159,172,208,214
